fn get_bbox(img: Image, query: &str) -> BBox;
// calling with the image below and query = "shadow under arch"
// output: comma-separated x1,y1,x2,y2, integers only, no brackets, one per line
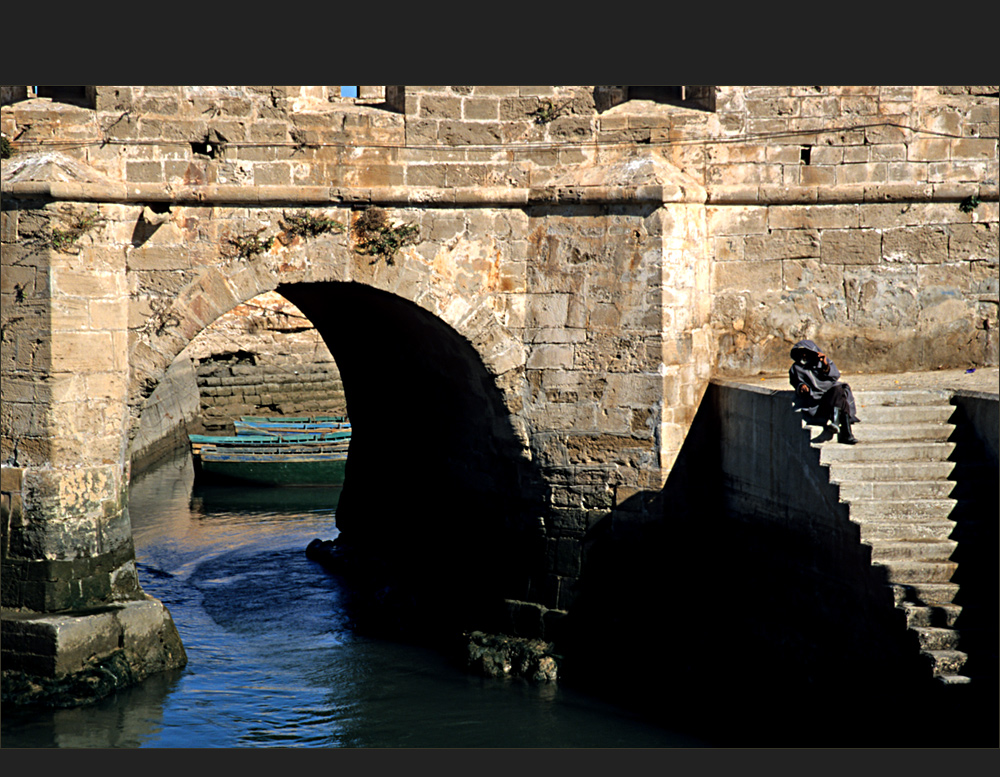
281,280,548,641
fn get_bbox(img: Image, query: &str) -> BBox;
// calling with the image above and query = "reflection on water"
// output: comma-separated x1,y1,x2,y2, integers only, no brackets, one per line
1,448,706,748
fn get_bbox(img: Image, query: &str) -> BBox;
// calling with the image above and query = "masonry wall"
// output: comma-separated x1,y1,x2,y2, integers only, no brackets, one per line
181,291,346,433
2,84,997,634
129,355,200,472
705,86,998,375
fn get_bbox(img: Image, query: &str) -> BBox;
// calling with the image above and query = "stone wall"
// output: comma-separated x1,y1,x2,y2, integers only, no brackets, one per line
129,355,200,471
1,85,997,679
180,291,346,433
705,86,999,374
3,85,994,384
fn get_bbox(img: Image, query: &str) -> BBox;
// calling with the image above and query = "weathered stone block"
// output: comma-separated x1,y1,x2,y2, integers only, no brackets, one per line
820,229,881,265
949,222,998,262
713,260,782,291
909,138,950,162
743,229,820,261
526,343,574,370
882,226,949,264
951,138,997,159
769,204,859,230
51,332,117,373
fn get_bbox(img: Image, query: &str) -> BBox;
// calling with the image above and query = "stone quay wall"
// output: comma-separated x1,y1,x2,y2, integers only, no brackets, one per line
129,355,200,471
130,290,347,468
1,87,997,692
182,291,346,434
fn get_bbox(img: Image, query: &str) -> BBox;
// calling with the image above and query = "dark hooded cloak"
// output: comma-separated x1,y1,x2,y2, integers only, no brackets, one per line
788,339,858,422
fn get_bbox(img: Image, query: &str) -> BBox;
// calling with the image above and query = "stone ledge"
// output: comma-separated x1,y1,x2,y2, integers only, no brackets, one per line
0,596,186,705
0,181,707,207
707,182,999,205
16,179,990,209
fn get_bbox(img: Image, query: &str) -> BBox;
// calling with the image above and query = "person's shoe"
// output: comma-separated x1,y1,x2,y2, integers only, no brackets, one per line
838,419,857,445
830,407,842,433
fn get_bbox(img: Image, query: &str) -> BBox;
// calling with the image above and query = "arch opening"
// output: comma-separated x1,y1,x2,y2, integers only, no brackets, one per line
281,281,547,638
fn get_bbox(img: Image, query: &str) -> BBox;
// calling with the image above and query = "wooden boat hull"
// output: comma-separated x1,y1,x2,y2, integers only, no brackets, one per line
189,416,352,486
234,420,351,435
240,415,348,424
198,447,348,487
189,431,351,457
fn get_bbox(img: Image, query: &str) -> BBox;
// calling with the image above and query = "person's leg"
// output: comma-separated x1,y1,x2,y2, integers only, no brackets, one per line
829,384,857,444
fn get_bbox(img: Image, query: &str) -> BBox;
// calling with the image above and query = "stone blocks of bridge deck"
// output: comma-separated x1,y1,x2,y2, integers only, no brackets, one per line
0,596,186,682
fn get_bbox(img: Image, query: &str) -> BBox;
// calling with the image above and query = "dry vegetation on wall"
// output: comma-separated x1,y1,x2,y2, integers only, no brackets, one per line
352,206,420,264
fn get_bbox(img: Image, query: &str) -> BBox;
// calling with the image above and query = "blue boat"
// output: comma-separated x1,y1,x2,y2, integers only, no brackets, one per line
196,443,348,487
234,415,351,436
189,415,351,486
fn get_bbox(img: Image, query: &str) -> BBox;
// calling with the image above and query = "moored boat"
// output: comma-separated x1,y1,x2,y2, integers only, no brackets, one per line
197,443,348,487
234,415,351,436
189,415,352,486
188,430,351,458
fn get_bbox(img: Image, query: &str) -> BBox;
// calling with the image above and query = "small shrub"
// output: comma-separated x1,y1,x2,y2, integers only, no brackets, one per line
226,228,275,260
959,195,981,214
352,206,419,265
282,211,345,239
529,98,568,125
49,211,105,253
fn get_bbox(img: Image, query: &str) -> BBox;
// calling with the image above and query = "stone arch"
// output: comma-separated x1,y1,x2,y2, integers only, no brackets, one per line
126,217,528,455
125,217,543,635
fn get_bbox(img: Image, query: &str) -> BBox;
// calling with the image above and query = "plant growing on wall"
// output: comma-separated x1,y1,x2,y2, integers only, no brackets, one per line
1,135,13,159
48,210,106,253
225,227,276,260
352,206,419,265
959,194,981,214
281,211,345,239
529,98,569,125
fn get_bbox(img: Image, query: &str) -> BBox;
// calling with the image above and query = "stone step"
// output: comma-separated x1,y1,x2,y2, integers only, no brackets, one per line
900,602,962,628
865,539,958,562
836,479,956,500
876,560,958,584
825,460,957,482
819,441,956,463
922,649,968,676
857,520,956,542
935,674,972,685
914,627,962,651
808,423,954,444
856,404,956,425
846,498,957,520
891,582,960,605
853,389,953,407
854,423,955,443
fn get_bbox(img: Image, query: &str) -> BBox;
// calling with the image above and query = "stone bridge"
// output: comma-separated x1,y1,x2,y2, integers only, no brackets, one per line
1,86,997,706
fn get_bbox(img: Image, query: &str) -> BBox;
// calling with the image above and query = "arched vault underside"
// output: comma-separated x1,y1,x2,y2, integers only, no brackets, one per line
280,281,548,635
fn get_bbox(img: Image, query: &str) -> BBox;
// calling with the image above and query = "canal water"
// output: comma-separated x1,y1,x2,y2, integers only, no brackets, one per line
1,449,709,748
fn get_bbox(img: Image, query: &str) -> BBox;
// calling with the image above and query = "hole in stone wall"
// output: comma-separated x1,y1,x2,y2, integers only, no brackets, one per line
800,145,812,165
191,140,219,159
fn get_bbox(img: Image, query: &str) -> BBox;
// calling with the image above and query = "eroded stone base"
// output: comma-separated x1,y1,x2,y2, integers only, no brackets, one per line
1,596,186,707
464,630,558,682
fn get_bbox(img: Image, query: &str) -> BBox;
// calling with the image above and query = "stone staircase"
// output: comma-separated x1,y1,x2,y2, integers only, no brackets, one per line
804,388,971,685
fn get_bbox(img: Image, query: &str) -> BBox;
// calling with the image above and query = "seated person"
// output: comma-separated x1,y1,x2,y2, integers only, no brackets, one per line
788,339,859,444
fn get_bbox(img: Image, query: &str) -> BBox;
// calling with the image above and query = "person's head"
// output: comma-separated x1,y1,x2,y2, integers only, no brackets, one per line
791,346,817,367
